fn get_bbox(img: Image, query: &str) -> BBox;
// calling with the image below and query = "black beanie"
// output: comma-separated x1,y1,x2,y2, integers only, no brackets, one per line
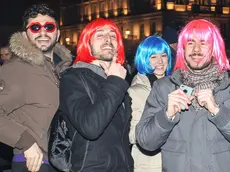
162,26,178,44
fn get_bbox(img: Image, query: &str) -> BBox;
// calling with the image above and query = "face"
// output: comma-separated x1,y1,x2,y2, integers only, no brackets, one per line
0,47,12,61
150,53,168,79
90,25,118,62
23,14,60,53
184,34,213,71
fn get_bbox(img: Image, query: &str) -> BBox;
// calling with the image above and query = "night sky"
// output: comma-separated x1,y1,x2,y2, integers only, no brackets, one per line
0,0,64,44
1,0,62,25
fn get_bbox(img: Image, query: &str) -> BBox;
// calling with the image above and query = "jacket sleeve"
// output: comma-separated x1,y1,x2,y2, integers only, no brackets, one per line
128,85,148,144
59,72,129,140
208,102,230,141
136,81,180,151
0,67,35,149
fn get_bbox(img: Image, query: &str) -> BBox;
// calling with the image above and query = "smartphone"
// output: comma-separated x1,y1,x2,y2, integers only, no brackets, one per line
180,84,194,110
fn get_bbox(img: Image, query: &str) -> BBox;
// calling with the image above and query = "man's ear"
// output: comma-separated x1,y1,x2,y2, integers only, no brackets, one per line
56,29,60,42
22,31,28,40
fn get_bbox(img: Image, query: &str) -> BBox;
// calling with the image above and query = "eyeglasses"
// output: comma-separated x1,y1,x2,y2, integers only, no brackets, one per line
26,22,57,33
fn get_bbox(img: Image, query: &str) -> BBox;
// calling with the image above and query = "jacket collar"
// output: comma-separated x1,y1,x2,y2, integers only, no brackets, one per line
170,69,183,86
9,32,72,66
131,73,151,89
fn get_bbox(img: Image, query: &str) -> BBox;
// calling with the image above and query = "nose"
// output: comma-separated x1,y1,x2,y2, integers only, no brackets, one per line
39,27,47,36
104,34,111,43
193,43,201,52
157,56,163,64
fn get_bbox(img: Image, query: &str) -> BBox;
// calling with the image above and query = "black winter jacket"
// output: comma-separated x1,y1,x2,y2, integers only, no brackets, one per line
59,66,134,172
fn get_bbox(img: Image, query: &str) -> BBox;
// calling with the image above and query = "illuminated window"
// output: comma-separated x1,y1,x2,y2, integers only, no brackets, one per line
118,0,123,8
109,0,114,9
100,2,105,11
201,0,211,5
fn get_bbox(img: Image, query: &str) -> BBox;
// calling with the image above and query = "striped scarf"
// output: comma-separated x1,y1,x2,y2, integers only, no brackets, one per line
181,65,224,110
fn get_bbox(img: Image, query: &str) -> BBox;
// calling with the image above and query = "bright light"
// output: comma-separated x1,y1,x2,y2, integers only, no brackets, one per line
65,38,70,42
125,29,130,35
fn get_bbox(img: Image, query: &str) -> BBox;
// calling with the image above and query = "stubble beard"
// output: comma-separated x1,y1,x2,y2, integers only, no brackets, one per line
91,45,114,62
35,36,56,53
185,55,213,72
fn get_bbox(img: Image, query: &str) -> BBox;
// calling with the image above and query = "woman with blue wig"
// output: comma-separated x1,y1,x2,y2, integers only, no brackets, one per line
128,36,172,172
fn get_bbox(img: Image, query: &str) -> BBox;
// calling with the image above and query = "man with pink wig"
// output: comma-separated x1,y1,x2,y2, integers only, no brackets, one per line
136,19,230,172
52,18,133,172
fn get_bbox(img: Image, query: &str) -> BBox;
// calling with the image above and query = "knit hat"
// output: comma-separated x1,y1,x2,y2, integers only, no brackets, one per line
162,26,178,44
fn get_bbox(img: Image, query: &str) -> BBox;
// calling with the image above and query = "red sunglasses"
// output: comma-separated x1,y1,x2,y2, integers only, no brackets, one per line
26,22,57,33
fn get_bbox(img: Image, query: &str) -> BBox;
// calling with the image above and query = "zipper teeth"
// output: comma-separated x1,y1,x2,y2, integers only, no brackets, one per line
78,141,90,172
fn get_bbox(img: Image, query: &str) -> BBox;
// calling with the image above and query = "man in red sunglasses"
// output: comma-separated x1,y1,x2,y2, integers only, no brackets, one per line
0,4,72,172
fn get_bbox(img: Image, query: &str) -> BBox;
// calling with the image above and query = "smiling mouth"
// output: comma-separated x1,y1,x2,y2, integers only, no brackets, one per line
102,46,112,50
37,39,50,44
156,66,164,69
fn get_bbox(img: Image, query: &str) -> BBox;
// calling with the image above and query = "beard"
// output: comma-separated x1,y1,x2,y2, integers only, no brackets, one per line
35,36,56,53
185,53,213,71
90,43,116,62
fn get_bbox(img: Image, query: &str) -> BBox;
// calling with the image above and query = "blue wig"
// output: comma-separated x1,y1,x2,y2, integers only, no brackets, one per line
134,36,172,75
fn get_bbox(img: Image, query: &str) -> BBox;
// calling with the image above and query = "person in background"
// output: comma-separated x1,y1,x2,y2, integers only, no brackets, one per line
136,19,230,172
0,44,12,65
0,4,72,172
128,36,172,172
162,26,179,67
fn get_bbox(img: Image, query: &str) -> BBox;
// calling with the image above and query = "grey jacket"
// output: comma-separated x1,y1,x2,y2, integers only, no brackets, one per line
136,70,230,172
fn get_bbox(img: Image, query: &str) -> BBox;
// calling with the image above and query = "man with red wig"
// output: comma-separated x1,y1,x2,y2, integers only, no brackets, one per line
136,19,230,172
56,18,133,171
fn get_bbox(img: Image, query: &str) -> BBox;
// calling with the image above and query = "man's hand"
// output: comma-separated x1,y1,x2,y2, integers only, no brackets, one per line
24,142,43,172
195,89,219,114
167,88,194,117
99,54,127,79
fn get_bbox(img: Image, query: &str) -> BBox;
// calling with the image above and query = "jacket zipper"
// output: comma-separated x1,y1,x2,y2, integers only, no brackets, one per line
121,109,131,172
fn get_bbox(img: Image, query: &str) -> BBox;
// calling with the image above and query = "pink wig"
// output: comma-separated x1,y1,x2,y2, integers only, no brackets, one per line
74,18,125,65
174,19,230,71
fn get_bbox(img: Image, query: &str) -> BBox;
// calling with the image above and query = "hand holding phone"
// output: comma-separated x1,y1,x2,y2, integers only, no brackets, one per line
180,84,194,110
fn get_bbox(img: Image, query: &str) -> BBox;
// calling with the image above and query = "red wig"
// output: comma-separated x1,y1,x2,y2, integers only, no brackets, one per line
74,18,125,65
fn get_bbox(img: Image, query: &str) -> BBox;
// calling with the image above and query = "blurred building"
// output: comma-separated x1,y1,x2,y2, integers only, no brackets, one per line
59,0,230,59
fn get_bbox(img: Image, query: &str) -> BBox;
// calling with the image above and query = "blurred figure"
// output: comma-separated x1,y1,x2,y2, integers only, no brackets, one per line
128,36,172,172
162,26,179,67
0,44,12,65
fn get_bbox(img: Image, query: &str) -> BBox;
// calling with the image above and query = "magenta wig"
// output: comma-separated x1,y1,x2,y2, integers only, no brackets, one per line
74,18,125,65
174,19,230,71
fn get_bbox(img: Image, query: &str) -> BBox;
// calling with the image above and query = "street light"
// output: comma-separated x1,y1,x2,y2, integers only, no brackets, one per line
65,37,70,45
125,29,131,35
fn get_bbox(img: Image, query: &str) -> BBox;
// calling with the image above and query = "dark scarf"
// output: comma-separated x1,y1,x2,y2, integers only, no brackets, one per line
181,65,225,110
146,73,158,87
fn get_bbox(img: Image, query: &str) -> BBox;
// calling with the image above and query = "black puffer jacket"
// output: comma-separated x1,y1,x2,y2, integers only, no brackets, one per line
59,64,133,172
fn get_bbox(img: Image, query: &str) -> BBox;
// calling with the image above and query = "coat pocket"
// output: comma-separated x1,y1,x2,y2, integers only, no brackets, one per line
210,139,230,172
161,139,186,172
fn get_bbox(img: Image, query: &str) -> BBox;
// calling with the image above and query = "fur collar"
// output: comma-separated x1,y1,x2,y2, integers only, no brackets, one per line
9,32,72,66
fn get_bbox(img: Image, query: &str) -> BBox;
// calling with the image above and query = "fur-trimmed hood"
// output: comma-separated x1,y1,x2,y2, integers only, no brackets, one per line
9,32,73,66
